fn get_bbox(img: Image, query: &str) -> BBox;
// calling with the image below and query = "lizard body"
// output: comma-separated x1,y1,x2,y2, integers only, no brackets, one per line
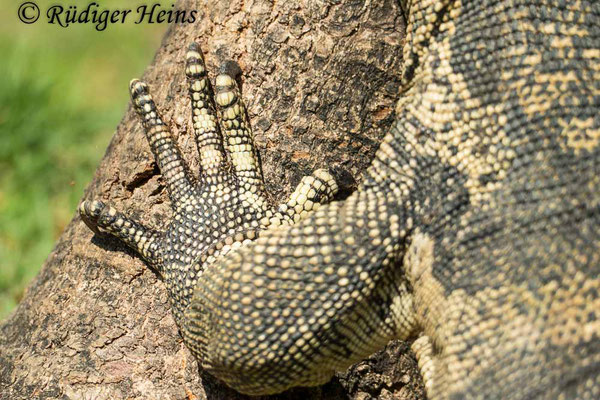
81,0,600,398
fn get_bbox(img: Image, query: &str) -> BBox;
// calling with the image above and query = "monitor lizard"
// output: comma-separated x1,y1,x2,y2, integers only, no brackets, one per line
80,0,600,398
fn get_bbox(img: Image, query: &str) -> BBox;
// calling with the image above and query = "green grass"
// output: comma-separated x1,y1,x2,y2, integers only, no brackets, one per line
0,1,166,319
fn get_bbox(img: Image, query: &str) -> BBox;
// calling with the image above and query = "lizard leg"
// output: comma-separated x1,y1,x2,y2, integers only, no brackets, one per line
129,79,196,206
185,181,417,395
185,43,227,180
213,70,264,194
79,200,162,266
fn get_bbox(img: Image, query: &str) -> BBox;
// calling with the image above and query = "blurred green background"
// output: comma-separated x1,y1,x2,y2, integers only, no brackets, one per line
0,1,167,319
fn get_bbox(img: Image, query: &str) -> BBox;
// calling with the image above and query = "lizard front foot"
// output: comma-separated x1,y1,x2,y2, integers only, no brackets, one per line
79,42,338,329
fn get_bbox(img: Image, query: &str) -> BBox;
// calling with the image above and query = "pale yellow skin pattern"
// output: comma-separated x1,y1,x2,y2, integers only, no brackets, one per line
82,0,600,398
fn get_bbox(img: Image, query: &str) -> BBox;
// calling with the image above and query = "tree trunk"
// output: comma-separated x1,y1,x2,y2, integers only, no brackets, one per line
0,0,424,398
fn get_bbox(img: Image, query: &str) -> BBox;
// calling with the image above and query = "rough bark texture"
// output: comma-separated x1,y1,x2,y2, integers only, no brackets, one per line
0,0,425,398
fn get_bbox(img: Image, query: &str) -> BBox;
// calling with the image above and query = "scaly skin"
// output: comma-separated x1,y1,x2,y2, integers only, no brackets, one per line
82,1,600,398
80,43,338,329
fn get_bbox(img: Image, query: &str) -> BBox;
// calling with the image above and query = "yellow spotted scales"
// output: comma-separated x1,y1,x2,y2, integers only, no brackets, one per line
80,44,338,328
80,1,600,398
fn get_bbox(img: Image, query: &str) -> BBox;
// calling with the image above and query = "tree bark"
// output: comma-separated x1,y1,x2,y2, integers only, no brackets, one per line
0,0,424,399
